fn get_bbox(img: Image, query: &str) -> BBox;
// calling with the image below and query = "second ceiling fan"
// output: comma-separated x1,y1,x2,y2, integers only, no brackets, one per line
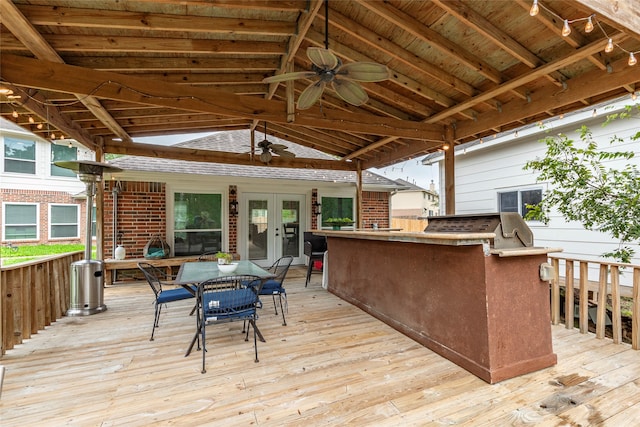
262,0,389,110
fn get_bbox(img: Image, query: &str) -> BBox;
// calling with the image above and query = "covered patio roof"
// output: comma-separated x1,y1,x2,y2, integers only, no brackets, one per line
1,0,639,173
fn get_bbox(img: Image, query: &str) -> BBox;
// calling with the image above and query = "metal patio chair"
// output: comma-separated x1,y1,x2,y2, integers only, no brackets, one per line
193,275,264,373
138,262,196,341
260,255,293,326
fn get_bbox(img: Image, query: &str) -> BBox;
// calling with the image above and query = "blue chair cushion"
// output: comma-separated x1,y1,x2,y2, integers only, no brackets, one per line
203,288,257,321
259,279,284,295
157,287,195,304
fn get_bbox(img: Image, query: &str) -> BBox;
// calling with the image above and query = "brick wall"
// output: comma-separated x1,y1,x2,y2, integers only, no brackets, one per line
1,188,85,245
361,191,390,228
103,181,167,258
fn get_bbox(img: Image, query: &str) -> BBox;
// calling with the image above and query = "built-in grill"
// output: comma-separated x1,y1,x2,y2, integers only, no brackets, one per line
425,212,533,249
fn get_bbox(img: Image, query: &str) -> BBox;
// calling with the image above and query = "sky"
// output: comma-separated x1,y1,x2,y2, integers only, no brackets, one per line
135,133,439,191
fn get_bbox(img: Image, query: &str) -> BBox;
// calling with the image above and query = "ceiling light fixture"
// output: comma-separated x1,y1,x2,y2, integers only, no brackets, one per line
605,38,614,53
529,0,539,16
629,52,637,66
0,87,13,95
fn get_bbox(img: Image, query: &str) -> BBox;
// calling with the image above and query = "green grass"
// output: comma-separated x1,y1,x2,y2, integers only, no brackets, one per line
1,243,86,257
1,244,94,267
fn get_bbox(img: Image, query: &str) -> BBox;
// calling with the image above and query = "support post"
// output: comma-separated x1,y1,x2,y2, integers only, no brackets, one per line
444,125,456,214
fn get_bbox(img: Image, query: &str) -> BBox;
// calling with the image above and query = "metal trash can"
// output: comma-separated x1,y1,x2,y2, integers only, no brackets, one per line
68,259,107,316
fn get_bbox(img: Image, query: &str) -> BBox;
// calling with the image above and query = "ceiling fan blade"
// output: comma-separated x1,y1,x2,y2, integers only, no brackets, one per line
275,150,296,158
338,62,390,82
297,80,326,110
262,71,317,83
332,79,369,106
307,47,339,70
269,144,288,151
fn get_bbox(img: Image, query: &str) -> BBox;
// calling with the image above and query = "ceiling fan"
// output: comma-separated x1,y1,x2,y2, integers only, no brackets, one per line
262,0,389,110
256,122,295,163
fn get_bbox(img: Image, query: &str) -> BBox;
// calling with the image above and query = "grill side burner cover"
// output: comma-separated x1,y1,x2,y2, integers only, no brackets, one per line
425,212,534,249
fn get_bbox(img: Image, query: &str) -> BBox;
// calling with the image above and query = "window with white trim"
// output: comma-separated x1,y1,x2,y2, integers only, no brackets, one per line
50,204,80,239
3,203,38,240
498,189,542,218
4,137,36,174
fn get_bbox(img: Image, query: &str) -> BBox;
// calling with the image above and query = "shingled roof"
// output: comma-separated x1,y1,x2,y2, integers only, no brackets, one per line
109,130,401,188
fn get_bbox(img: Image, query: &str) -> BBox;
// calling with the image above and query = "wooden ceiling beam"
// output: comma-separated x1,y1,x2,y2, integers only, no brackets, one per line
3,34,287,55
456,56,640,140
325,8,478,98
577,0,640,39
7,85,98,150
355,0,502,85
433,0,541,68
132,0,308,12
19,4,297,36
426,32,628,124
0,54,443,141
0,0,130,145
103,142,357,171
64,56,280,72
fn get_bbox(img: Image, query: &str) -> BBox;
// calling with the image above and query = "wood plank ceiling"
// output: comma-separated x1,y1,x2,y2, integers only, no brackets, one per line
1,0,639,171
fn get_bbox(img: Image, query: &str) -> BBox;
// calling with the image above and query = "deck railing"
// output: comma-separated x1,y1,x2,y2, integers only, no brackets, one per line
548,254,640,350
0,251,83,356
2,252,638,357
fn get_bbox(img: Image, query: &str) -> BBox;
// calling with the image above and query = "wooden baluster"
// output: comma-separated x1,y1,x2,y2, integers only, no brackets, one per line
633,267,640,350
565,260,574,330
596,264,608,339
579,261,589,334
610,266,621,344
551,258,560,324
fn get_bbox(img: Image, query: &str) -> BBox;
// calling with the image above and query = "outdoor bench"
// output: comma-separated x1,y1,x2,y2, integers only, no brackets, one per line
104,255,200,285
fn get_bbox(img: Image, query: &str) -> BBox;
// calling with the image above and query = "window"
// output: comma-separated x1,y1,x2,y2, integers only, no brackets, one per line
51,144,77,177
173,193,222,256
321,196,354,226
50,204,79,238
498,189,542,218
3,203,38,240
4,137,36,174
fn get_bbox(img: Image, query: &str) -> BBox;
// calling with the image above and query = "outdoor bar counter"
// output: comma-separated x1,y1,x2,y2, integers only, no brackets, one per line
314,229,560,384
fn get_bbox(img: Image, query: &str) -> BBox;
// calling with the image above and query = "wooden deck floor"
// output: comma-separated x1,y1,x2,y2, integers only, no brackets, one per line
2,267,640,426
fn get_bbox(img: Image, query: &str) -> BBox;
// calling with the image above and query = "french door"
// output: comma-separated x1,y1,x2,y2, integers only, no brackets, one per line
242,193,305,267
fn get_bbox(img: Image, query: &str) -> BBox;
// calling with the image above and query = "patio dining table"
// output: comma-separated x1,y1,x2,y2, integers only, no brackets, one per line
174,260,275,356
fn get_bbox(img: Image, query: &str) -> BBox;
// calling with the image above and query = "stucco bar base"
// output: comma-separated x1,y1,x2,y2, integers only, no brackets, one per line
318,231,558,384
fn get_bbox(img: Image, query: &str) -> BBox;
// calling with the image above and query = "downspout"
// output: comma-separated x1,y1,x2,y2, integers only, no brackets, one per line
111,181,121,255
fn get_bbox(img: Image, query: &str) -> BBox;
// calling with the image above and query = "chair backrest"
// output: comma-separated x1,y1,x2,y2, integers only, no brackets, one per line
268,255,294,283
138,262,167,297
303,232,327,254
198,275,263,321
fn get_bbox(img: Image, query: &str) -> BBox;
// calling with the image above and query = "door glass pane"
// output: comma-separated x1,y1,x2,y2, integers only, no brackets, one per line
248,199,268,260
281,200,299,257
173,193,222,256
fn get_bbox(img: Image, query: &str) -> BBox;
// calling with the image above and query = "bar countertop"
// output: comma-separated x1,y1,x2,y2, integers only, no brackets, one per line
312,229,563,255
